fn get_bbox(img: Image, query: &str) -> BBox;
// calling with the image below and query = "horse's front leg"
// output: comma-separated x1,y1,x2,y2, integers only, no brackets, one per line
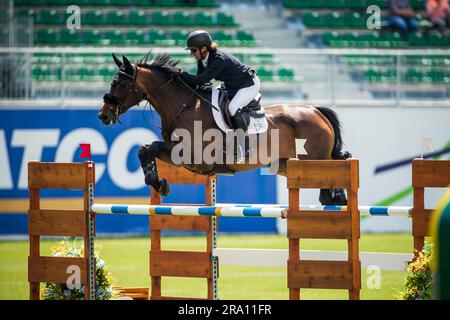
138,141,174,196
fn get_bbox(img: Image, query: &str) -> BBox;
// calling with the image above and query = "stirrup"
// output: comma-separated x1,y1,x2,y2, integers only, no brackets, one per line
234,144,249,164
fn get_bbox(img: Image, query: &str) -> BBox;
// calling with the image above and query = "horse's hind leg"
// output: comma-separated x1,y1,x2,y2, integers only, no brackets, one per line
138,141,172,196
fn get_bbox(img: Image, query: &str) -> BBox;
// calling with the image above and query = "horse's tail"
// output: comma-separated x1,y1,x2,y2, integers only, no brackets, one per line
316,106,351,160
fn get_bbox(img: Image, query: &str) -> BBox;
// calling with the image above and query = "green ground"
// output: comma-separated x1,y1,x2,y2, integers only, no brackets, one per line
0,233,414,300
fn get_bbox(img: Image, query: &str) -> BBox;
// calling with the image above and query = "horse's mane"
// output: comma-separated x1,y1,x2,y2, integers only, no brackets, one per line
136,51,180,76
135,51,210,97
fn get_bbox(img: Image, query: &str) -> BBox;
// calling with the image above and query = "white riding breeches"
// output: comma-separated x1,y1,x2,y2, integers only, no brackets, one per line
228,75,261,116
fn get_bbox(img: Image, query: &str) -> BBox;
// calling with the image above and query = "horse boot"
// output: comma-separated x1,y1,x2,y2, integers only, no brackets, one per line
138,145,156,185
231,109,250,164
138,145,170,196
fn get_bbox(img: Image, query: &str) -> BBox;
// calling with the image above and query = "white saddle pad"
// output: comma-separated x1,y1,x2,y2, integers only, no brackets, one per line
211,86,268,135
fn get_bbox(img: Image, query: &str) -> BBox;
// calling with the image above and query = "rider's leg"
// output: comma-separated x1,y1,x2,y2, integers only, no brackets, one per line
228,76,261,131
227,76,260,163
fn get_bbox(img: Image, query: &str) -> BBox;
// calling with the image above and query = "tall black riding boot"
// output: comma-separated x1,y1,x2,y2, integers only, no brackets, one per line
231,109,249,163
231,109,249,132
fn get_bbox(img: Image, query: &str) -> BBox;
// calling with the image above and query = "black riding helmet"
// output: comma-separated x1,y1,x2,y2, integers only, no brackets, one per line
184,30,213,50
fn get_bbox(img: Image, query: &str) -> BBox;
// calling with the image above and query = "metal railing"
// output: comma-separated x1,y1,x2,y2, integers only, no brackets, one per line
0,47,449,107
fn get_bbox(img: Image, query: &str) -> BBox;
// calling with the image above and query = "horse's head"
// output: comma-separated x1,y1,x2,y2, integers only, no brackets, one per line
98,54,145,125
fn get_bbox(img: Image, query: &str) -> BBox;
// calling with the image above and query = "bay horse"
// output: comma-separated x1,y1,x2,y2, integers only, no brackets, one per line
98,53,351,205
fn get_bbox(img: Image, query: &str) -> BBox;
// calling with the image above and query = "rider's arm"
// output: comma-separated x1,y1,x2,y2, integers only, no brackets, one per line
180,56,225,86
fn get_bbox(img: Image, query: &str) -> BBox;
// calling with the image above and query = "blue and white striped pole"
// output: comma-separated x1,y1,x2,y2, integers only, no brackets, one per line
91,203,412,218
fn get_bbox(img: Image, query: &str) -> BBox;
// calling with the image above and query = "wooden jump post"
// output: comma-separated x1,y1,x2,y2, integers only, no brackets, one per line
286,159,361,300
28,161,96,300
148,159,218,300
412,159,450,256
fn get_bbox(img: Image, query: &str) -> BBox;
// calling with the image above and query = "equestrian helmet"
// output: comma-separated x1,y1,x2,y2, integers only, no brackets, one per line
184,30,213,50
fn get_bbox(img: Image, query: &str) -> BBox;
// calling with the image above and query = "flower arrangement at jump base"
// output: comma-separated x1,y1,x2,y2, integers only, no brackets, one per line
42,239,116,300
397,243,433,300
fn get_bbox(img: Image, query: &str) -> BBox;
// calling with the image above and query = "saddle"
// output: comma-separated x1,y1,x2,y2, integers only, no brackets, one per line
217,84,265,129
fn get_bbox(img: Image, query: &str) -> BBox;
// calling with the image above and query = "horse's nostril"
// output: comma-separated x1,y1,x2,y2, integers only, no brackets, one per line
98,113,106,121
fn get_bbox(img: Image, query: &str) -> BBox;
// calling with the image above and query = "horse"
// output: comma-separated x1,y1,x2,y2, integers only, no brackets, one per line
98,53,351,205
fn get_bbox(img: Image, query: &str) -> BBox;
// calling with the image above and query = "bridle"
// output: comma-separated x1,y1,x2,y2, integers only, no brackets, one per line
103,65,175,124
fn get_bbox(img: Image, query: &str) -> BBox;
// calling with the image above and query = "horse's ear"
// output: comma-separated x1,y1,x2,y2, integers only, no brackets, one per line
112,53,122,68
122,54,134,74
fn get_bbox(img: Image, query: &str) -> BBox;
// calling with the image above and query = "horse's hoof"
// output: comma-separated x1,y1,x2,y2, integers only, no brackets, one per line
333,190,347,205
159,178,170,196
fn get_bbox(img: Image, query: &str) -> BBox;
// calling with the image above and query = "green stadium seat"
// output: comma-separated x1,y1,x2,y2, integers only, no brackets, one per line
364,68,382,82
44,0,63,5
405,68,423,83
213,30,233,45
384,32,407,47
171,30,189,45
129,10,150,25
36,28,58,44
155,0,177,6
408,32,426,46
99,65,116,81
278,67,295,81
107,10,128,25
83,30,102,45
84,67,98,81
18,0,44,4
104,30,126,45
383,67,397,83
323,0,343,9
134,0,153,6
85,0,109,5
410,0,424,9
303,12,322,28
194,12,213,26
255,53,278,64
17,8,35,18
348,32,363,47
110,0,131,6
33,64,61,81
236,30,255,46
324,12,343,28
217,12,237,26
257,67,274,81
65,66,79,82
173,11,192,26
60,29,81,45
364,32,382,46
428,69,445,83
322,31,339,46
344,0,366,9
347,12,364,28
282,0,306,8
127,30,146,45
196,0,218,7
39,9,62,25
236,30,254,41
429,32,446,47
367,0,389,9
303,0,324,8
153,11,171,25
149,30,167,44
84,10,104,25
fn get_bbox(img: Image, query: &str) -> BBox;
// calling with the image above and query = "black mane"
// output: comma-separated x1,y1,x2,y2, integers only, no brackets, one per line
136,52,180,76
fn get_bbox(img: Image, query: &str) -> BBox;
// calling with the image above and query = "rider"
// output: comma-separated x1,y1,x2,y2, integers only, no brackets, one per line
178,30,261,133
